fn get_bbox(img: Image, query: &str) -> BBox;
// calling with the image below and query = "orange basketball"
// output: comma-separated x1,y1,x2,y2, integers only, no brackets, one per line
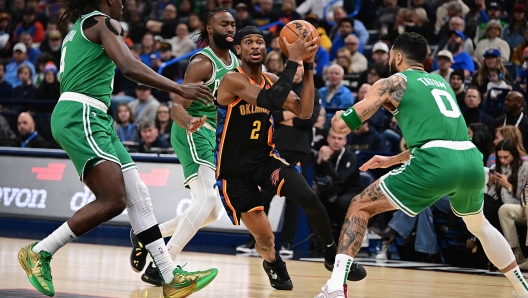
279,20,319,61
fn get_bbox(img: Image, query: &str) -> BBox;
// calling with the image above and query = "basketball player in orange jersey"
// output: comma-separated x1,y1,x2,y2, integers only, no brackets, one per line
214,26,366,290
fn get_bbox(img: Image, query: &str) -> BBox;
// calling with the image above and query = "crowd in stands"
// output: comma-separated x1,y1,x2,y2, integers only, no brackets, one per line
3,0,528,267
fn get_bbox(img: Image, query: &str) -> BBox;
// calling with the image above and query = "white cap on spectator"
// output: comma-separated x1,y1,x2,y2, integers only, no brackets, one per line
437,50,454,63
372,41,389,53
0,33,8,50
13,42,27,53
119,21,129,32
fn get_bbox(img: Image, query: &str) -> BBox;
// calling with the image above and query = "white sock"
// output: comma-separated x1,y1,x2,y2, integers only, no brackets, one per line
327,254,353,290
504,267,528,296
33,222,77,255
146,239,176,283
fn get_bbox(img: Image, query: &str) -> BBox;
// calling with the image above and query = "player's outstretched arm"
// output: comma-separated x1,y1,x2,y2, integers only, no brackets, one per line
359,150,411,171
97,17,213,104
332,74,407,134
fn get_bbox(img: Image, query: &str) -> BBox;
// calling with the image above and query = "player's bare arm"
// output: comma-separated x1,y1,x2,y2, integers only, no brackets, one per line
85,16,213,104
332,74,407,134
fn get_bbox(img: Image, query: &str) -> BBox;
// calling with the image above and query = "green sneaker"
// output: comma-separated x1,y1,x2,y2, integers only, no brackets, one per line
162,265,218,298
18,242,55,297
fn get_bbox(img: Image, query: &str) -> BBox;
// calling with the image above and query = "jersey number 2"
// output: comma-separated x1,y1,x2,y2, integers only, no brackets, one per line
432,89,461,118
250,120,261,139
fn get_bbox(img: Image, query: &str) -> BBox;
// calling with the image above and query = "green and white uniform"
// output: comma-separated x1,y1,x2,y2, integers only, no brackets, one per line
51,11,135,180
171,47,238,187
379,69,484,217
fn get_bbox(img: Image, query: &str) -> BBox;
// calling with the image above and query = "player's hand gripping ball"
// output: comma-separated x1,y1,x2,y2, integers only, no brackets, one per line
279,20,319,61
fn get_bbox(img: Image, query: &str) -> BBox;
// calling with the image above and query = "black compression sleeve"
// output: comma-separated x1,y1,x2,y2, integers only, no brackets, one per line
256,60,298,111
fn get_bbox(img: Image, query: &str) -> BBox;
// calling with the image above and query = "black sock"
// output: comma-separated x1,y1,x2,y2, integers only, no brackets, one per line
268,252,283,266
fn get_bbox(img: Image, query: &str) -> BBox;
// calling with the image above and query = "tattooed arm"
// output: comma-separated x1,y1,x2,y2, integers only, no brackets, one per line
331,74,407,134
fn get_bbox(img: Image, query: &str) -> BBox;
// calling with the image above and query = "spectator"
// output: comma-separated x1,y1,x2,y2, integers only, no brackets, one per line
253,0,278,28
114,103,139,143
278,0,301,26
138,32,160,68
343,34,367,74
0,59,12,99
432,50,454,82
138,119,170,153
406,8,434,43
4,43,36,88
412,0,435,26
314,129,363,233
463,86,493,129
12,65,36,100
0,12,11,36
39,30,62,66
513,29,528,67
474,20,510,63
516,48,528,92
385,8,411,43
434,0,469,34
319,64,354,109
468,122,495,164
487,125,528,168
188,13,203,44
502,4,528,51
263,50,283,75
235,3,257,30
218,0,236,17
474,1,508,43
17,112,46,148
145,4,179,39
356,83,385,133
471,49,513,96
437,2,465,40
365,63,390,85
32,52,54,86
128,84,160,123
169,23,195,58
446,30,474,79
334,48,354,75
19,31,41,65
371,41,390,66
0,113,16,140
128,12,146,44
330,18,357,61
491,91,528,153
13,8,45,43
155,103,172,143
435,16,475,56
177,0,193,25
465,0,488,42
378,0,401,37
328,7,369,46
486,67,510,100
35,62,60,102
449,69,466,107
346,121,384,152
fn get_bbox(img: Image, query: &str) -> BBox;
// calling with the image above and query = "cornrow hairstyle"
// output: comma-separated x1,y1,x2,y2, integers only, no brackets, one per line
58,0,100,27
196,7,229,46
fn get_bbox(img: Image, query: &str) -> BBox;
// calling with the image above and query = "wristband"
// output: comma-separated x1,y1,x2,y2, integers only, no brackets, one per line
304,63,314,70
340,107,363,131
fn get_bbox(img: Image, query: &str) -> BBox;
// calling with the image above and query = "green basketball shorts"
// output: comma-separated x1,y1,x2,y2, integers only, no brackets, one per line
51,94,136,181
171,122,216,187
379,140,485,217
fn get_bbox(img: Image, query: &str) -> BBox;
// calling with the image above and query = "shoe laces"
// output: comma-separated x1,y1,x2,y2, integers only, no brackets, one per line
37,251,53,281
175,263,193,276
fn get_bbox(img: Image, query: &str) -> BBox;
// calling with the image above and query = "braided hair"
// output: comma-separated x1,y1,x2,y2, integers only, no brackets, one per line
196,7,230,46
58,0,100,27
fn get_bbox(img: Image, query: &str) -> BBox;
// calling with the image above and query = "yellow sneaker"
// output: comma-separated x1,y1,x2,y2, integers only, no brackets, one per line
162,265,218,298
18,242,55,297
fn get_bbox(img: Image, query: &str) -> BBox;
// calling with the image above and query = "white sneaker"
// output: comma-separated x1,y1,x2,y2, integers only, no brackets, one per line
314,284,348,298
375,242,391,260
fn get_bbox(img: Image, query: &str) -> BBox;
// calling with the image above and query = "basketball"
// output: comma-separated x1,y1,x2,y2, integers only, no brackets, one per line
279,20,319,61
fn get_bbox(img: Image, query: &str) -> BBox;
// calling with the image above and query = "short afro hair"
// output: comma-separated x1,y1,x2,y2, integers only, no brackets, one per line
392,32,427,65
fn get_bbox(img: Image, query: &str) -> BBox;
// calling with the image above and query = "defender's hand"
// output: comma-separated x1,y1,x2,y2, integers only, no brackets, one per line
331,111,352,134
177,83,214,105
359,155,398,171
187,115,207,135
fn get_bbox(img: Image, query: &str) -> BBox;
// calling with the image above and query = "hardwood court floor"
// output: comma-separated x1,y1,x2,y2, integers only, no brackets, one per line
0,237,517,298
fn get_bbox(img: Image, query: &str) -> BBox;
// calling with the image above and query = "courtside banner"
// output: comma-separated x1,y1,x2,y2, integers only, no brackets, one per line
0,151,285,233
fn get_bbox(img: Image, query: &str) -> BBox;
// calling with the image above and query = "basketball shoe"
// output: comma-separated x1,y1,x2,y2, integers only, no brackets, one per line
323,243,367,281
162,265,218,298
18,242,55,297
142,262,163,286
263,258,293,290
314,285,348,298
130,229,148,273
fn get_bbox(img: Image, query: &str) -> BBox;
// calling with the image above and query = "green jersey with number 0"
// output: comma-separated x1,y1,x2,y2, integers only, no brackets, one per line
394,69,470,151
59,11,115,107
187,47,238,128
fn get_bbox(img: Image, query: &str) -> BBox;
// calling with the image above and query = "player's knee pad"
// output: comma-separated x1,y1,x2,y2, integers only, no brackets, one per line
123,169,157,233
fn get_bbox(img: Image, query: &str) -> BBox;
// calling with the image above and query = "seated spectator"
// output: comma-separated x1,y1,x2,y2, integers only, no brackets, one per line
17,112,46,148
487,125,528,168
486,67,510,100
278,0,301,25
155,104,172,143
434,0,469,35
177,0,193,25
138,119,170,153
502,4,527,51
334,48,354,74
343,34,367,74
12,65,36,100
0,113,16,140
516,49,528,92
319,64,354,109
364,63,390,85
312,107,328,151
138,32,160,68
474,1,507,43
39,30,62,67
235,3,257,30
330,18,360,61
114,103,139,143
431,50,454,82
463,86,493,129
445,30,474,79
449,70,466,106
471,49,513,96
371,41,390,66
468,122,495,165
378,0,401,37
35,62,60,100
13,8,45,43
385,8,411,44
33,52,55,87
405,8,434,43
145,4,180,39
464,0,489,42
356,83,385,133
346,121,383,152
19,31,40,66
474,20,510,63
188,13,203,44
435,16,475,56
4,43,36,88
328,7,369,46
264,51,284,75
0,59,13,99
253,0,278,28
512,29,528,66
128,84,160,123
491,91,528,152
315,129,363,230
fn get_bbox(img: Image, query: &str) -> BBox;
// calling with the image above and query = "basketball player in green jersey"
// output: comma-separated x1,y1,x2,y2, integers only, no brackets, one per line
129,8,239,285
315,32,528,298
17,0,219,297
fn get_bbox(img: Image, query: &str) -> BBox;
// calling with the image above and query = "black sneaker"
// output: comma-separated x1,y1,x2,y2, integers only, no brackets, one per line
279,243,293,256
263,259,293,290
141,262,163,286
130,229,148,273
236,237,256,253
323,243,367,282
